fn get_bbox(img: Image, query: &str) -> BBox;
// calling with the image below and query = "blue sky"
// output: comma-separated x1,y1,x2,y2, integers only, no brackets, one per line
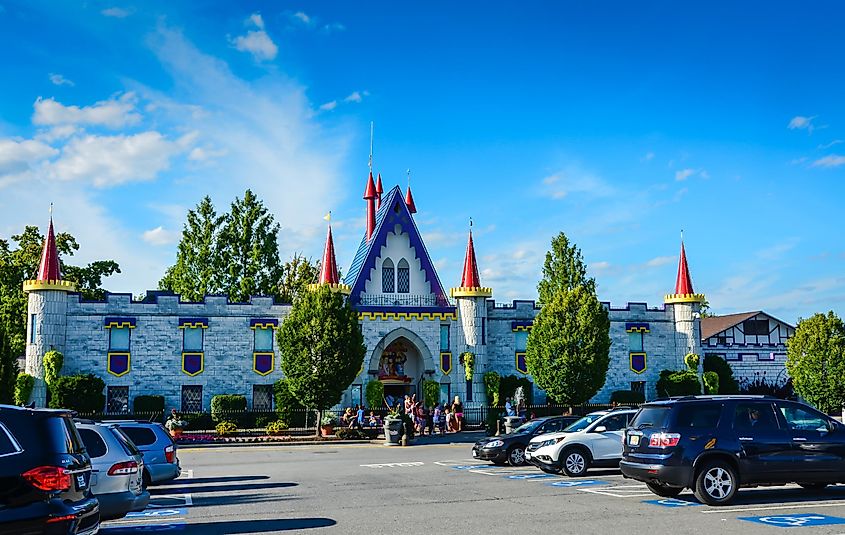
1,1,843,323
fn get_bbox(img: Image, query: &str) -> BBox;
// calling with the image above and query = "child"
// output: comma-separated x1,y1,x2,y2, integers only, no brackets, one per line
444,407,453,433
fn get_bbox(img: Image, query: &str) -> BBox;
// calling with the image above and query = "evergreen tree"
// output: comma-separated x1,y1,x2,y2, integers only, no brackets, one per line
526,232,611,404
159,196,226,301
218,190,283,303
0,322,18,404
786,311,845,414
278,286,366,436
278,253,319,303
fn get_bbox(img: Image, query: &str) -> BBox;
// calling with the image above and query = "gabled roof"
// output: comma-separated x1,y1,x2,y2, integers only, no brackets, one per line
701,310,796,340
344,186,449,306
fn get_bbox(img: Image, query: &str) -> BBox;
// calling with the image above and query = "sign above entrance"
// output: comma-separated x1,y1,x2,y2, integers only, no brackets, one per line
378,340,412,383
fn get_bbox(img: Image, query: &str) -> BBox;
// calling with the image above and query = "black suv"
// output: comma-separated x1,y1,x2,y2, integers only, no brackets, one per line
0,405,100,534
620,395,845,505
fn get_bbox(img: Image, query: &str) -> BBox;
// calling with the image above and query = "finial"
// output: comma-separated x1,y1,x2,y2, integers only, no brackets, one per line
368,121,374,172
680,228,684,242
324,211,331,223
49,202,53,219
406,168,411,188
469,217,473,230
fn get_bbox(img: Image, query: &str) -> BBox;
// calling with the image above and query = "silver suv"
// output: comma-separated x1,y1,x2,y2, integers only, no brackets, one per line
116,421,181,486
76,421,150,520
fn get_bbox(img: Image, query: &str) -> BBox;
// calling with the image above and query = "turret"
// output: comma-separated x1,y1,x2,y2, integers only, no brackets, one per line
405,185,417,215
308,220,350,294
23,216,76,407
376,173,384,210
664,240,704,367
451,227,492,403
364,172,377,241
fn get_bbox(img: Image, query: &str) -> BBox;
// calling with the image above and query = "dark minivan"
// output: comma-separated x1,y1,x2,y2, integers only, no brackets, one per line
620,395,845,505
0,405,100,534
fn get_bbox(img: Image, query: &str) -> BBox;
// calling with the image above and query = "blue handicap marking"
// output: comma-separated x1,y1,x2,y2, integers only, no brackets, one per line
643,498,701,508
126,508,188,519
505,473,556,480
739,514,845,528
452,465,496,470
546,479,608,488
100,522,186,533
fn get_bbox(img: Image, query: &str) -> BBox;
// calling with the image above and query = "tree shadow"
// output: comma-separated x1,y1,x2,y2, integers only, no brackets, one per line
182,518,336,533
190,493,300,508
150,481,297,495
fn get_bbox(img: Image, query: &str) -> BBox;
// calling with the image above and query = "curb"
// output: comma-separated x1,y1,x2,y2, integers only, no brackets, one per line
178,439,377,449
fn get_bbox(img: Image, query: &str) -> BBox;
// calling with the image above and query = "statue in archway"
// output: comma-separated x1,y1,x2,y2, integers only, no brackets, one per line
379,340,408,378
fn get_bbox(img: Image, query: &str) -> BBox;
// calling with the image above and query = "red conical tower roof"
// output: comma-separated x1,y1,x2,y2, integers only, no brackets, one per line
664,239,704,304
37,218,62,281
319,225,340,285
375,173,383,209
460,230,481,288
405,186,417,214
363,171,376,199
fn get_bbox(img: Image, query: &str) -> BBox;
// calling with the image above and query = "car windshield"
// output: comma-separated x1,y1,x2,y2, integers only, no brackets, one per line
111,427,142,456
512,420,543,435
563,414,603,432
630,406,671,429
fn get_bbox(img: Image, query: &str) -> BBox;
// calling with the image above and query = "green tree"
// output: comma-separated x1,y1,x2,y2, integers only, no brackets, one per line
0,226,119,355
703,354,739,394
786,311,845,414
49,374,106,413
278,286,366,436
219,190,283,303
0,322,18,404
278,253,319,303
526,233,610,405
159,196,226,301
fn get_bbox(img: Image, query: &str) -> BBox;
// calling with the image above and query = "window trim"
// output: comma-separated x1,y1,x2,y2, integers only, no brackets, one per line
29,314,37,344
396,258,410,294
0,422,22,458
381,258,395,293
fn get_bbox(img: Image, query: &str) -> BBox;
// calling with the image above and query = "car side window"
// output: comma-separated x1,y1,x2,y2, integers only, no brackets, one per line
0,423,21,456
121,426,157,446
778,404,830,433
541,420,562,434
78,428,108,458
733,402,780,432
599,414,628,432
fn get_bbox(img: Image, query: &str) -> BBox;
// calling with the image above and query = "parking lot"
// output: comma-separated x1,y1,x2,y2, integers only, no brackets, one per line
99,438,845,534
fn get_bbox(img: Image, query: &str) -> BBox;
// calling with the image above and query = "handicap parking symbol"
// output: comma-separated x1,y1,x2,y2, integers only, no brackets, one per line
126,508,188,519
451,465,494,470
546,479,608,488
100,522,186,533
505,473,556,480
642,498,700,508
739,514,845,528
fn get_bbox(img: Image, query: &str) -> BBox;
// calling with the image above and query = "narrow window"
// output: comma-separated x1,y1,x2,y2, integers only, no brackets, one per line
440,325,450,351
630,381,645,397
254,327,273,352
514,331,528,353
381,259,395,293
465,379,473,402
29,314,37,344
628,332,643,352
183,326,203,352
481,318,486,345
397,259,410,293
252,385,273,411
106,386,130,414
181,385,203,412
109,326,131,351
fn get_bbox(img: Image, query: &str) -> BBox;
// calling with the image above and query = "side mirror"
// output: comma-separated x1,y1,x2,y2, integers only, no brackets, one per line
593,426,607,433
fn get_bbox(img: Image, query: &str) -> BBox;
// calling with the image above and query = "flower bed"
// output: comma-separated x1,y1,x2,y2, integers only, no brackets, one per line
175,433,377,445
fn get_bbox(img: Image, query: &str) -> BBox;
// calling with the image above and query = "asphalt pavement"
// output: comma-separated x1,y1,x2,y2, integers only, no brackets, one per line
98,434,845,534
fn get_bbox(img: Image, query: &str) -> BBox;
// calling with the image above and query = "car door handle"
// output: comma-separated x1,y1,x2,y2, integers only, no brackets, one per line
793,437,807,442
739,437,753,441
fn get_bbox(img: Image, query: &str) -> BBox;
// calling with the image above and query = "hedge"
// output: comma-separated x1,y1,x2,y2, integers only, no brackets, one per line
610,390,645,405
703,354,739,394
134,395,165,413
15,373,34,406
211,394,247,422
656,370,702,398
49,374,105,412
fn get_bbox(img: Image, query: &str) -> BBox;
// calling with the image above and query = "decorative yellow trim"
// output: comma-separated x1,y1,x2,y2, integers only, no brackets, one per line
107,352,130,377
440,351,452,375
359,311,458,321
181,352,204,376
253,352,274,376
250,323,277,330
629,352,647,374
104,322,136,329
664,293,705,304
511,325,533,332
178,323,208,329
450,286,493,298
515,352,528,374
22,279,77,292
307,282,351,295
625,327,650,333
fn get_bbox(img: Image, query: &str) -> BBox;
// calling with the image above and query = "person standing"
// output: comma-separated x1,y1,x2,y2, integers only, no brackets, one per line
452,396,464,432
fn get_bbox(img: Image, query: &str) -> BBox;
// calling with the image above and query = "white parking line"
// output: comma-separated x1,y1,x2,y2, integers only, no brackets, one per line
176,469,193,479
147,493,193,508
361,462,425,468
700,502,845,514
578,484,652,498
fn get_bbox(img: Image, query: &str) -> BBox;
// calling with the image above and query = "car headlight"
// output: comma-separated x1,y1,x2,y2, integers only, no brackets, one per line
540,437,566,448
485,440,504,448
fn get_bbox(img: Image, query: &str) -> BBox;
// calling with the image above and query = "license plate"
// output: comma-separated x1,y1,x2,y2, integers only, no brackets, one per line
76,474,87,490
472,450,478,457
629,435,640,447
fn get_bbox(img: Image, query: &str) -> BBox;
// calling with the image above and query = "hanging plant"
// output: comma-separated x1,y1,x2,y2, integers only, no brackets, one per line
43,350,64,387
483,371,501,406
461,352,475,382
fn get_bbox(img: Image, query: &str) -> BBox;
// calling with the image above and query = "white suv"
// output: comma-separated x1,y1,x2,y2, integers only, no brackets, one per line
525,409,637,476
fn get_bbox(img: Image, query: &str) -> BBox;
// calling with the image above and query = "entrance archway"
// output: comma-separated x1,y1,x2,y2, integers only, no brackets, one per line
368,327,436,408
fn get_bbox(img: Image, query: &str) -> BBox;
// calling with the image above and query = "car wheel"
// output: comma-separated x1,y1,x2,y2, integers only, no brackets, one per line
561,448,590,477
694,461,738,505
507,445,526,466
798,483,828,490
646,482,684,498
142,469,152,490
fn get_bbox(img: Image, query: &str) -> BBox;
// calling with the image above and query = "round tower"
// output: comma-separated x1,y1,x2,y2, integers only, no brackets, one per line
22,216,76,407
664,239,704,368
450,227,492,404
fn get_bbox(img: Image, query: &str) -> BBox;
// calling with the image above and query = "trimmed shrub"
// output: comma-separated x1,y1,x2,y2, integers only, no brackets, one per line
610,390,645,405
43,350,64,387
703,371,720,394
211,394,247,423
499,375,534,405
183,412,214,431
703,354,739,394
134,395,165,413
656,370,702,398
266,420,289,436
423,379,440,408
365,380,384,410
273,378,305,426
15,373,34,406
49,374,105,412
483,371,501,406
684,353,700,372
215,421,237,436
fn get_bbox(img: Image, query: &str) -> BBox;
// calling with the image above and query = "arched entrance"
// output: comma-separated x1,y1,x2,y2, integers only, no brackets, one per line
368,328,436,408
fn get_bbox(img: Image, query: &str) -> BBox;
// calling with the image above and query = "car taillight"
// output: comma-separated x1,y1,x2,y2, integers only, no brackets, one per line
649,432,681,448
108,461,139,475
22,466,71,491
165,445,175,463
46,515,76,524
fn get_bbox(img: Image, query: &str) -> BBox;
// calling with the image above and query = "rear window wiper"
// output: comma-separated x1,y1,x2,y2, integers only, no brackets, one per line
635,423,653,430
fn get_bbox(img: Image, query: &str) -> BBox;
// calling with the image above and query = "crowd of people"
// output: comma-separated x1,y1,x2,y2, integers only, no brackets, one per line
337,394,467,436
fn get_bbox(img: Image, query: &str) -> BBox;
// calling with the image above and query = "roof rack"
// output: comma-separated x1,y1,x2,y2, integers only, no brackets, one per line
667,395,776,401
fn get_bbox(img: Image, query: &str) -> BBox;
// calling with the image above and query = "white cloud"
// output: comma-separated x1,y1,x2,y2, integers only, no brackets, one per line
101,7,133,18
188,146,227,162
788,115,817,133
323,22,346,33
811,154,845,168
0,138,58,176
590,261,611,272
293,11,311,25
49,73,74,87
645,255,674,268
818,139,843,150
230,13,278,61
541,166,613,199
641,152,654,162
674,168,695,181
344,91,365,103
49,131,185,187
33,93,141,128
141,226,179,246
319,100,337,111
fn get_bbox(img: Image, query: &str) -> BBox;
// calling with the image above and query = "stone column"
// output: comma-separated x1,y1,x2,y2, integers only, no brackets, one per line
25,290,68,407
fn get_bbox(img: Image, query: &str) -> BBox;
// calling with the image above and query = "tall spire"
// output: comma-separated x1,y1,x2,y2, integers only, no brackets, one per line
37,216,62,282
664,236,704,304
375,173,383,209
405,169,417,214
363,171,376,241
450,220,492,298
319,225,340,285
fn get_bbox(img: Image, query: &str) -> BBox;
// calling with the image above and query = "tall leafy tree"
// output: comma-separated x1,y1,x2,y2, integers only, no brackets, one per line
278,253,319,303
0,226,119,355
786,311,845,414
159,196,226,301
526,232,611,404
278,286,366,436
0,322,18,404
218,190,283,303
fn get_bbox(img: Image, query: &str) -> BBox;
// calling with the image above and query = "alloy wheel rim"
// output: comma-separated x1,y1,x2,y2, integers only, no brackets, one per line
704,467,733,499
511,448,525,464
566,453,585,474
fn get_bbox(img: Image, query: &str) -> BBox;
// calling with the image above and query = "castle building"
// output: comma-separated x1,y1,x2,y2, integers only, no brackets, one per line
21,173,787,413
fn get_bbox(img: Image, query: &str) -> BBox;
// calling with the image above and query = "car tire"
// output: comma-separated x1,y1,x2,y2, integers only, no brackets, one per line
646,482,684,498
561,447,590,477
694,461,738,505
507,445,526,466
142,469,152,490
798,483,828,490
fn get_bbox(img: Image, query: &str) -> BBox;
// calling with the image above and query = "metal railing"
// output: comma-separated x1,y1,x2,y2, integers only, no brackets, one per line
357,294,453,307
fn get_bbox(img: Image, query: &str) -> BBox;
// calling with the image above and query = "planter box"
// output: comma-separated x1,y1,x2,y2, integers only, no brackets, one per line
383,418,403,446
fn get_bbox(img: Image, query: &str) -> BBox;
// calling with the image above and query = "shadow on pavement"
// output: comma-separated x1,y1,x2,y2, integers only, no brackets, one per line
150,481,298,495
645,485,845,506
411,431,485,446
192,492,300,507
183,518,336,533
158,475,270,485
